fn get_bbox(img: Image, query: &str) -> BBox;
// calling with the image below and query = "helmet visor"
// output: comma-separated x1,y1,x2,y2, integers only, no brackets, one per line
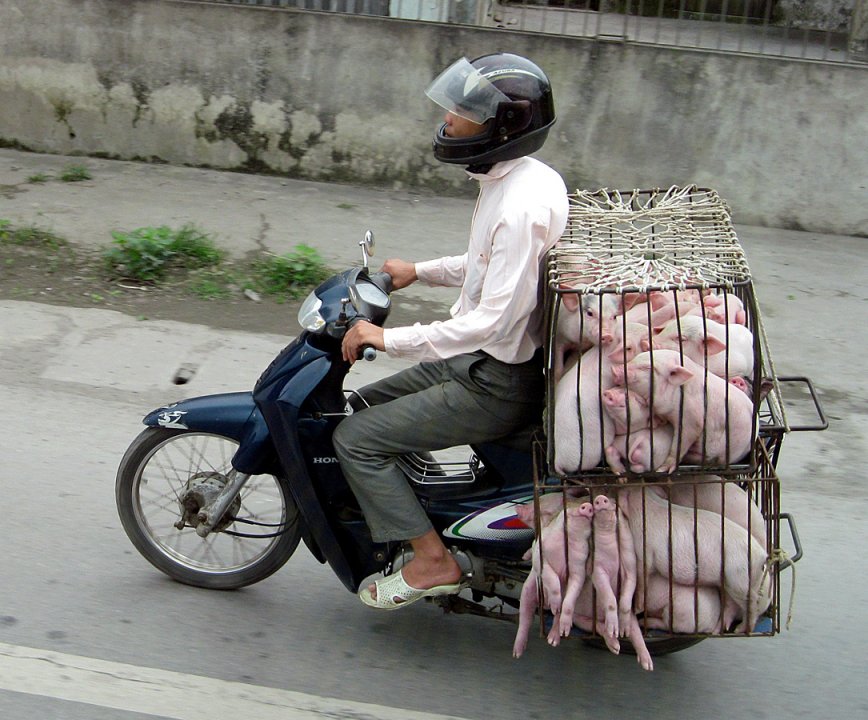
425,57,510,125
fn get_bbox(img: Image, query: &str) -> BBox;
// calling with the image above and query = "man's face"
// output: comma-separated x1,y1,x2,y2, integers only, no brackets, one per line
443,110,487,139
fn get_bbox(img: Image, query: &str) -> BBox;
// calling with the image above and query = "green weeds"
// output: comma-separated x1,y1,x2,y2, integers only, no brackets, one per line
103,224,330,298
60,165,92,182
104,225,224,282
1,217,331,305
251,245,331,299
0,219,67,249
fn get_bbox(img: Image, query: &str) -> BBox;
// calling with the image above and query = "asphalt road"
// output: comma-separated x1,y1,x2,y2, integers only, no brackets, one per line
0,294,865,720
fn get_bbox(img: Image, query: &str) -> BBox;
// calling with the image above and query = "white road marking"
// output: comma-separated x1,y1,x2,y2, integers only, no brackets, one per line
0,642,470,719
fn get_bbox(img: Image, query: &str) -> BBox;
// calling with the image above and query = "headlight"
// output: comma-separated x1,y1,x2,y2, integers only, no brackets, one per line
297,292,325,331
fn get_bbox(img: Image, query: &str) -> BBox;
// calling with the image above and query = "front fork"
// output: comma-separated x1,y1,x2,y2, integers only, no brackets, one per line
185,470,252,538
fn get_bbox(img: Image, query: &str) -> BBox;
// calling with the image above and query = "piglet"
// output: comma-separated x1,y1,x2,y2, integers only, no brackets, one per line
514,491,585,534
608,321,653,369
622,291,673,326
702,292,747,326
553,348,616,474
513,500,594,658
654,478,768,551
612,350,754,473
601,387,657,435
625,425,676,474
590,495,653,671
638,574,724,634
618,485,770,633
553,290,620,380
648,315,754,379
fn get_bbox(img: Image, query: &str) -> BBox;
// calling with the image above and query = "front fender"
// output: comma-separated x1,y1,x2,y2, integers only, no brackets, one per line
144,392,256,437
143,393,276,476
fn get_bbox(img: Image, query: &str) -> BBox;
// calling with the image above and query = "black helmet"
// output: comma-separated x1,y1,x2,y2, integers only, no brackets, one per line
426,53,556,166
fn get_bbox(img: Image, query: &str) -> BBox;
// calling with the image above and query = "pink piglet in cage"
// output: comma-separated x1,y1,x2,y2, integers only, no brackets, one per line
647,314,754,379
611,349,754,473
553,290,620,381
513,500,594,658
618,485,771,633
553,347,616,474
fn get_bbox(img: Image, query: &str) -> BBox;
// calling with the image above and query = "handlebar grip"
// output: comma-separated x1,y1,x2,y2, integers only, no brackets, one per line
368,271,394,294
362,345,378,362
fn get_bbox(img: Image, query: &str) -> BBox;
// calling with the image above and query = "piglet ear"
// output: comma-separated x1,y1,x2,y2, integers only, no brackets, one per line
621,292,645,312
560,291,579,312
514,504,533,526
648,292,669,310
669,365,693,386
704,294,723,307
629,440,647,465
704,335,727,356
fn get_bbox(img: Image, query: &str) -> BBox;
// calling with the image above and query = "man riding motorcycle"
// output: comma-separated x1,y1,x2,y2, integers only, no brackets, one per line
333,52,569,610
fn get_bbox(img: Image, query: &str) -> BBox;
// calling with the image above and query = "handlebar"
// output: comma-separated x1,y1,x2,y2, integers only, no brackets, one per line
367,270,394,294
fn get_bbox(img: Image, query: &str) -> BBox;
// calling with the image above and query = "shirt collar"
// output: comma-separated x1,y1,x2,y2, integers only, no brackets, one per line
465,157,526,182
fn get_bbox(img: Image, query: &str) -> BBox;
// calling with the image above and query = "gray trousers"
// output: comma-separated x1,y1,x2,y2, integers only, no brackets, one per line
332,350,544,542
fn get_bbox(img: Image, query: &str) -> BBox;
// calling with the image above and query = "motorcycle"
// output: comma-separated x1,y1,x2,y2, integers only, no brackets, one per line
116,231,550,625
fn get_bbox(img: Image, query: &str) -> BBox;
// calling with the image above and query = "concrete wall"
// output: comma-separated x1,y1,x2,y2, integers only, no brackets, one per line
0,0,865,236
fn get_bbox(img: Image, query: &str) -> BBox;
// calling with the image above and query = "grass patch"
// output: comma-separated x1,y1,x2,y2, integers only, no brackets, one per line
250,245,331,299
1,217,333,314
187,267,236,300
60,165,92,182
0,219,67,249
28,173,50,184
104,224,224,283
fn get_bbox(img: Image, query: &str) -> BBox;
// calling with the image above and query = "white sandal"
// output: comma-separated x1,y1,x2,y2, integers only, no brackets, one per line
358,569,464,610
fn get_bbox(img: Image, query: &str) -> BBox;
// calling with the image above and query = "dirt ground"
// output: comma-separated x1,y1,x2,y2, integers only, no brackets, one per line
0,241,311,335
0,241,423,335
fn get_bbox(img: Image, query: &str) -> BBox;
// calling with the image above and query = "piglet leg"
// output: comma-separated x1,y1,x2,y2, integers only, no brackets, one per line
513,573,539,658
624,613,654,671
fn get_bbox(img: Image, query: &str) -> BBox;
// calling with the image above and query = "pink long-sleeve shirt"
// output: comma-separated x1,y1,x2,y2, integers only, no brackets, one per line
383,157,568,364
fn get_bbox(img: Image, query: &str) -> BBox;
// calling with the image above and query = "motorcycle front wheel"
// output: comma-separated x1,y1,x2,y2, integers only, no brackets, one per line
116,427,302,590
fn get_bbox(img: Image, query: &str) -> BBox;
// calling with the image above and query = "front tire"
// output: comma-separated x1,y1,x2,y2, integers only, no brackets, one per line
116,427,302,589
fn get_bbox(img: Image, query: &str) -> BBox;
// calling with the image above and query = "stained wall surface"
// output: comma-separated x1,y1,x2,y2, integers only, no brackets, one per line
1,0,865,235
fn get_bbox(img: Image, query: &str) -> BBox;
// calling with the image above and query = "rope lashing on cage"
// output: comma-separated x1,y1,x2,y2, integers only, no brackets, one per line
549,185,752,294
763,548,796,630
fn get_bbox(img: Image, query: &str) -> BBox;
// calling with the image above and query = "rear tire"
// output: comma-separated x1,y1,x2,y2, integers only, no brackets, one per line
116,427,302,589
582,635,704,656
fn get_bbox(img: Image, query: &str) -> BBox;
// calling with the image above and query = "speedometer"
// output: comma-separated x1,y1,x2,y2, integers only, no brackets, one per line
354,280,390,309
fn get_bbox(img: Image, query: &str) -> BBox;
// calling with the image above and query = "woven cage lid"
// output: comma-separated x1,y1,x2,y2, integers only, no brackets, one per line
550,185,752,294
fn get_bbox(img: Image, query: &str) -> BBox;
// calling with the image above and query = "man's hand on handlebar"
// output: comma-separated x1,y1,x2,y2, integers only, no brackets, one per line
380,259,416,290
342,321,385,364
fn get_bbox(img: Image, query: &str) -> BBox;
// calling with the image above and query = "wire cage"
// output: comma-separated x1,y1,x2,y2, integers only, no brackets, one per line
530,436,786,643
544,185,789,480
531,186,798,647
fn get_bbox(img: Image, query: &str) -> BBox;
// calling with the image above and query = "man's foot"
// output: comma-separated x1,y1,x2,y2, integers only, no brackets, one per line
366,553,462,604
359,565,465,611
